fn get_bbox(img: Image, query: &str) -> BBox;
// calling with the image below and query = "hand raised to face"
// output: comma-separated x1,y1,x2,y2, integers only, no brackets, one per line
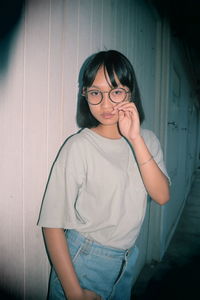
113,102,141,141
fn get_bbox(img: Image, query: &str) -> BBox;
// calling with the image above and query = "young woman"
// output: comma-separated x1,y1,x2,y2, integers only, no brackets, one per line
38,50,170,300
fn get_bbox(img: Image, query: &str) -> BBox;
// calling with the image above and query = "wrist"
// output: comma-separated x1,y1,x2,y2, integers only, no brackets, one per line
66,285,83,300
128,134,143,145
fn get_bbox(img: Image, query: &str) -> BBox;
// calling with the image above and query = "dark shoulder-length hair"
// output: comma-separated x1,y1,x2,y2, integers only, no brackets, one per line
76,50,145,128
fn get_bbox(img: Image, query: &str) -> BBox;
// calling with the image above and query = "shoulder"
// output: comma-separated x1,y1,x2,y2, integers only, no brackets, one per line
141,128,162,152
55,129,88,164
61,129,88,149
141,128,158,142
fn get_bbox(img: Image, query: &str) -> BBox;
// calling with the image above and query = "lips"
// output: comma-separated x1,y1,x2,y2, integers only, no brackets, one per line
101,112,116,119
101,113,114,119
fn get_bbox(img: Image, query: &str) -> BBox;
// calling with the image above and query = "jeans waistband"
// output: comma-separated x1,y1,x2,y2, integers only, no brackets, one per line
66,229,133,258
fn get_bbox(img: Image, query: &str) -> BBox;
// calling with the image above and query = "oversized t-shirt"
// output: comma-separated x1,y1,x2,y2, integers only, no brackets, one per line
38,128,169,249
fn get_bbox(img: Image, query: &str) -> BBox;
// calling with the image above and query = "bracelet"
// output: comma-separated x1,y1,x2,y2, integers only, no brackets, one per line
139,155,153,167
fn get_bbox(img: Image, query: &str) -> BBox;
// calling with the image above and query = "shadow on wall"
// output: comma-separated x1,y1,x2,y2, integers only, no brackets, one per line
0,287,21,300
0,0,24,75
141,253,200,300
0,1,24,297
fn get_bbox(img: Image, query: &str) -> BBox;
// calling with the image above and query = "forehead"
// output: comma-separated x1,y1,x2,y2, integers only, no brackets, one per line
91,66,121,88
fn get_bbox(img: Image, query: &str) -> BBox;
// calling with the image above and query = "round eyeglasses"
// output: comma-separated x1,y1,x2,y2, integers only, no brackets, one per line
83,87,130,105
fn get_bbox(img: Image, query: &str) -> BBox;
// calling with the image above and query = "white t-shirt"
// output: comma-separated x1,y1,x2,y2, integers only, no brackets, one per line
38,128,169,249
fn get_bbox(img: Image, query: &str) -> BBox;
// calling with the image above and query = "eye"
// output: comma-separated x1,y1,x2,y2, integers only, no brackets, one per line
112,88,124,96
88,90,101,97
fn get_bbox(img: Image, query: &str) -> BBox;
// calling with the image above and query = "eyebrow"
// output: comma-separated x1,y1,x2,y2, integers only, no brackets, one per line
88,84,123,90
88,85,101,89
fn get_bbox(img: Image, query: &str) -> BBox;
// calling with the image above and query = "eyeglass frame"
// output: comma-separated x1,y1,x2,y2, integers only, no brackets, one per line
82,87,131,105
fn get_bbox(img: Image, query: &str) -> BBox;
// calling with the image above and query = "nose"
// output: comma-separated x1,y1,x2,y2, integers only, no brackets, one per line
101,92,114,108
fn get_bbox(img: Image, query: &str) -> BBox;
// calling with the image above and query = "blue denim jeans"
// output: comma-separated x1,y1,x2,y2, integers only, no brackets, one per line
48,230,139,300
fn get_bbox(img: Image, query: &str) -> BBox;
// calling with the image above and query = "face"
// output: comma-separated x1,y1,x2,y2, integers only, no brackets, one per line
86,66,130,128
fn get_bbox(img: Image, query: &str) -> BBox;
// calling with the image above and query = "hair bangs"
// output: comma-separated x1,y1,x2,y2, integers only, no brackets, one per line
102,64,117,88
105,59,134,92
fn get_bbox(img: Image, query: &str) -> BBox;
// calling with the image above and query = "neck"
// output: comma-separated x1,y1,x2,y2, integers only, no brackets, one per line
91,124,121,139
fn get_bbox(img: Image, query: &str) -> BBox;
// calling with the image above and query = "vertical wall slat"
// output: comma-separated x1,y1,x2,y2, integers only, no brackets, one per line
90,0,102,51
61,0,80,137
23,0,50,298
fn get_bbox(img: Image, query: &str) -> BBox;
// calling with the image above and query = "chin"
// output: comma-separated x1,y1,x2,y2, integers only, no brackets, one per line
99,119,118,126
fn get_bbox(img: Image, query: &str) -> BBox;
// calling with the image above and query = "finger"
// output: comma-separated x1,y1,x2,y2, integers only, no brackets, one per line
114,102,137,110
119,110,133,122
117,106,138,116
124,110,132,119
114,104,138,113
118,110,125,121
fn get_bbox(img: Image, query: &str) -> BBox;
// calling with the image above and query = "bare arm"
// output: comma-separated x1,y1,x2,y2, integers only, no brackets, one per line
115,101,170,205
129,135,170,205
43,228,101,300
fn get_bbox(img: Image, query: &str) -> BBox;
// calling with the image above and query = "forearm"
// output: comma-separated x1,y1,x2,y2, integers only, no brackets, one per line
129,135,170,205
43,228,82,299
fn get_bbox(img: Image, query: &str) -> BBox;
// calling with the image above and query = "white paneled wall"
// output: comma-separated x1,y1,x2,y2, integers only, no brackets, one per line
2,0,195,299
1,9,25,298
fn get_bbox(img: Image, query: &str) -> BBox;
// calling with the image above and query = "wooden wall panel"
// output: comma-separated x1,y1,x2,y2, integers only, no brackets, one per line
101,0,115,50
62,0,80,136
0,14,25,299
90,0,103,51
47,0,66,162
23,1,50,298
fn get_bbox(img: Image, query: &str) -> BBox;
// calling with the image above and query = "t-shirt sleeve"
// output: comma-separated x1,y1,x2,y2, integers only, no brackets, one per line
143,130,171,184
37,136,85,228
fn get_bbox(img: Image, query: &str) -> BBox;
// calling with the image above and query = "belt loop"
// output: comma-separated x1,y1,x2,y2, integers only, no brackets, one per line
81,237,93,254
